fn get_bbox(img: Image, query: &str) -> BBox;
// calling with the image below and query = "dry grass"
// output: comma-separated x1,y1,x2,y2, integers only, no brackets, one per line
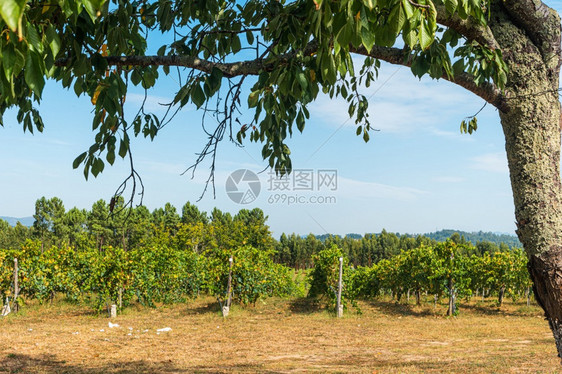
0,296,560,373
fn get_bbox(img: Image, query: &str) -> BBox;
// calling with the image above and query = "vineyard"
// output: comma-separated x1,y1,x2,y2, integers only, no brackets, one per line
0,239,530,317
0,198,532,317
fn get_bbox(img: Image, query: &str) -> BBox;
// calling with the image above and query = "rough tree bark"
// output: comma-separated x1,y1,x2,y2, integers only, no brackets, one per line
490,1,562,358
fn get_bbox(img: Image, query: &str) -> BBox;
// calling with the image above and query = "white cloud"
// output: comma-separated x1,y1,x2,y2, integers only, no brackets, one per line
337,176,427,201
140,160,186,175
427,127,474,141
308,65,483,134
471,152,508,174
433,176,466,183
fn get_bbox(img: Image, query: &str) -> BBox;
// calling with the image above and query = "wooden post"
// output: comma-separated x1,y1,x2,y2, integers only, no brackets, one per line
336,257,343,318
118,288,123,309
447,278,455,316
222,257,233,318
1,297,10,316
13,258,19,313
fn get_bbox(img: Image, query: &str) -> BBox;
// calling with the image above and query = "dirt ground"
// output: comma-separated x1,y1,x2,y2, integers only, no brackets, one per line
0,297,560,373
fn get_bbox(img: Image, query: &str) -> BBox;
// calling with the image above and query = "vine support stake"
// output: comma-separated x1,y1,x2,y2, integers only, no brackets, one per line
222,257,233,318
337,257,343,318
13,258,19,313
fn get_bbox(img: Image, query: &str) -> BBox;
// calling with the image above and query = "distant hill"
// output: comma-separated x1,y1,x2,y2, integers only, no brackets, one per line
315,233,341,241
423,229,521,248
0,216,34,227
315,229,522,248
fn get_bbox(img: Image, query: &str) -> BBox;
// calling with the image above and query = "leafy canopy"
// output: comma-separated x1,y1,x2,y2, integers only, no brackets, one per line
0,0,507,183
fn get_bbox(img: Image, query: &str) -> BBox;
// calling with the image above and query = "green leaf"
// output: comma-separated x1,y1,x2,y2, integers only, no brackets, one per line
388,5,403,35
2,44,15,79
246,30,254,45
0,0,26,32
83,0,106,21
27,24,43,53
191,82,206,108
73,152,87,169
419,21,433,50
45,25,61,58
361,27,375,52
296,110,305,132
363,0,376,9
460,120,467,134
444,0,458,14
248,91,259,108
231,35,241,53
296,71,308,90
131,69,143,86
402,0,414,18
106,149,115,165
208,67,223,93
403,28,417,48
24,50,45,98
174,85,191,106
92,158,105,177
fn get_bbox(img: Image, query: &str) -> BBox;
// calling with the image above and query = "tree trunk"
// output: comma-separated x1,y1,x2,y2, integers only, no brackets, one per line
491,5,562,358
498,286,505,307
447,280,455,317
415,289,421,306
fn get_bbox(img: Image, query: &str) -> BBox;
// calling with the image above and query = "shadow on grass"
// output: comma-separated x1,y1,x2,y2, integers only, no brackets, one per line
181,301,221,316
364,299,440,317
459,301,540,317
287,297,324,314
0,353,287,374
0,353,184,374
363,298,542,318
334,354,454,372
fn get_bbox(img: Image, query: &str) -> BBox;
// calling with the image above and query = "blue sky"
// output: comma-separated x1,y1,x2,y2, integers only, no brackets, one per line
3,3,561,237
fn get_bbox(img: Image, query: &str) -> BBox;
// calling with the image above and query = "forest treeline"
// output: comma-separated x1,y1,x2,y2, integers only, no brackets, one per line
0,197,520,268
0,197,532,315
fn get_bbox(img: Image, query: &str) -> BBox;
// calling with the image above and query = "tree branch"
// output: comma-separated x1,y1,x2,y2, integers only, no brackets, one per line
435,5,500,50
350,45,508,112
501,0,561,74
56,40,506,111
55,55,266,78
55,41,318,79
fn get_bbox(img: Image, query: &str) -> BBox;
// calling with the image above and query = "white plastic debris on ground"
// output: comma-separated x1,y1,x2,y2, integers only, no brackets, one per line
156,327,172,332
108,322,119,328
